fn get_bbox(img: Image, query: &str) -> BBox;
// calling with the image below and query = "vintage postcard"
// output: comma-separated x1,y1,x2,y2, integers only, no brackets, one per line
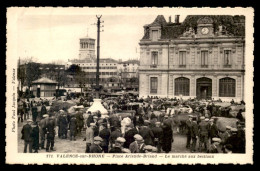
6,7,254,164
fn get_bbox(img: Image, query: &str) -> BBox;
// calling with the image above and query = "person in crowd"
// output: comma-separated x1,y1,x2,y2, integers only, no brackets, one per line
109,126,122,148
225,128,244,153
208,137,222,153
45,115,56,152
86,111,94,127
40,104,47,120
208,118,218,144
85,123,95,153
21,119,33,153
99,123,110,153
69,114,77,141
129,134,145,153
109,137,126,153
161,122,173,153
89,136,104,153
190,117,199,153
31,121,40,153
223,144,233,154
39,114,48,150
198,116,209,152
124,123,140,148
185,115,193,149
60,113,68,139
139,120,154,146
220,126,232,145
76,111,84,135
236,109,244,121
151,122,163,152
32,103,38,123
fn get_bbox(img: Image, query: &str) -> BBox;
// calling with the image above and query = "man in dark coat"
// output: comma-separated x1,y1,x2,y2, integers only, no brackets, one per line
45,116,56,152
161,123,173,153
236,109,244,121
99,123,110,153
190,118,199,153
198,117,209,152
32,103,38,123
109,137,125,153
139,120,154,146
151,122,163,152
89,136,103,153
31,122,40,153
69,115,77,141
185,115,193,148
21,119,33,153
124,125,139,148
76,111,84,135
40,104,47,119
133,114,144,127
208,118,218,144
225,128,245,153
109,127,122,148
60,114,68,139
38,115,48,149
86,112,94,127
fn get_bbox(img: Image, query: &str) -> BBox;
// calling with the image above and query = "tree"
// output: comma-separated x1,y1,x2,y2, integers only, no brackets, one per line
65,64,88,95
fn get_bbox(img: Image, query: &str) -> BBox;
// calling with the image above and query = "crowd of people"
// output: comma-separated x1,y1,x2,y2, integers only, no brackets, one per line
18,94,246,154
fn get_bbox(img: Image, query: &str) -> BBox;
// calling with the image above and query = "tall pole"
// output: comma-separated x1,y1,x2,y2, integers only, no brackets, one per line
96,15,102,99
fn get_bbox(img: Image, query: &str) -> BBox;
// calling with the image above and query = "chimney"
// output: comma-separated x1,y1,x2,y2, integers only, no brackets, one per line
169,16,172,23
175,15,180,23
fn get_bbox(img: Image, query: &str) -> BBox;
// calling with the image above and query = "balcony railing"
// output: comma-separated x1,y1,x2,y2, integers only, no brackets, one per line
179,65,186,68
201,65,208,68
223,64,232,68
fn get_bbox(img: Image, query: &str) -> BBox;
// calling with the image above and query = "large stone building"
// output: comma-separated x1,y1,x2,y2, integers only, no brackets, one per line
139,15,245,102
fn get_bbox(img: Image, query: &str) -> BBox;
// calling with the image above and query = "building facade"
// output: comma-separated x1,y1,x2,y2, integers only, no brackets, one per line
139,15,245,102
118,59,139,91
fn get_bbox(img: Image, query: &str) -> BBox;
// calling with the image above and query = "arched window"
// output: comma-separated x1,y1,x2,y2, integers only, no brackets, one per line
175,77,190,96
219,77,236,97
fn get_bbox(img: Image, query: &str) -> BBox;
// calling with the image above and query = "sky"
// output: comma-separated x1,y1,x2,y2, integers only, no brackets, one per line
14,8,187,64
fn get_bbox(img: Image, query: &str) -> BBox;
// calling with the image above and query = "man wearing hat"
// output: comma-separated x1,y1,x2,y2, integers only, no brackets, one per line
185,115,193,149
109,127,122,149
220,126,232,144
225,128,244,153
21,119,33,153
32,103,38,123
198,116,209,152
208,118,218,144
85,123,95,153
31,121,40,153
109,137,126,153
139,120,154,146
143,145,154,153
223,144,233,154
99,123,110,153
45,116,56,152
129,134,145,153
68,115,77,141
190,117,199,153
60,113,68,139
39,114,49,150
89,136,103,153
208,137,222,153
151,122,163,152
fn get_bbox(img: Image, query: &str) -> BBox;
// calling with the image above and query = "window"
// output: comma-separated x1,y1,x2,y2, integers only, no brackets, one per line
152,30,158,41
150,77,158,94
201,51,208,67
179,51,186,67
224,50,232,67
175,77,190,96
151,52,158,66
219,77,236,97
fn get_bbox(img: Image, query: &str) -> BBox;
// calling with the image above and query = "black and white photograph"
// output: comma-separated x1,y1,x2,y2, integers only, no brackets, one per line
6,7,254,164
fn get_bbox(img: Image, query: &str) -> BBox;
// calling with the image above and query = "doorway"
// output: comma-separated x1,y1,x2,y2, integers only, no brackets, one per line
37,88,40,98
196,77,212,100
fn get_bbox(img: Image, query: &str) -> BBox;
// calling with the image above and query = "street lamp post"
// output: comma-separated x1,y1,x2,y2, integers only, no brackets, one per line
96,15,102,99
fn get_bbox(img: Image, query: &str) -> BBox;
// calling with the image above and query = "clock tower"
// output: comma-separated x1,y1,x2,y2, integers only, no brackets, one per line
197,17,214,37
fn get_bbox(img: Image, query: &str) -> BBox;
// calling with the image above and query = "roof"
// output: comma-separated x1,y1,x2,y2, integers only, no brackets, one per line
119,59,140,65
141,15,245,40
32,77,58,84
94,58,118,63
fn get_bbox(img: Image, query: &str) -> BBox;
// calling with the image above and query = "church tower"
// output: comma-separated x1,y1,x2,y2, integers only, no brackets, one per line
79,36,96,61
